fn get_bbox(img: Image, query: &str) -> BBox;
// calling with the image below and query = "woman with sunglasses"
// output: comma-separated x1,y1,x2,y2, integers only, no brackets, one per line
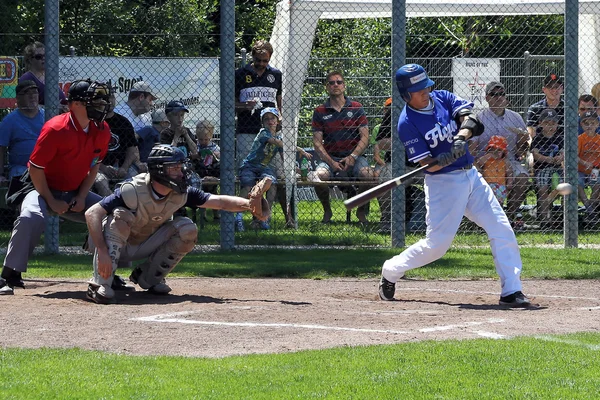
19,41,68,107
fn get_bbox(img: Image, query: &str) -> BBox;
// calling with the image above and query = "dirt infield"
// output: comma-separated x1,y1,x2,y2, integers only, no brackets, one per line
1,278,599,358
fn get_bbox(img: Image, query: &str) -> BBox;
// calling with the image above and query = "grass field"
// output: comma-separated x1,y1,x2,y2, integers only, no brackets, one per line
2,247,600,398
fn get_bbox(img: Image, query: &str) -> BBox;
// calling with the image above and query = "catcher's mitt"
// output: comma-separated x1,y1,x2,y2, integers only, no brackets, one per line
248,177,272,221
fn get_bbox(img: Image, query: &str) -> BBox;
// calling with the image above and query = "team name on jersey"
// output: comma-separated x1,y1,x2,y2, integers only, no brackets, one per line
425,120,457,148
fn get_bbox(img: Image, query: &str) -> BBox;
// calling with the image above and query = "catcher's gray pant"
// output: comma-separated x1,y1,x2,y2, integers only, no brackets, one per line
4,189,101,273
90,209,198,289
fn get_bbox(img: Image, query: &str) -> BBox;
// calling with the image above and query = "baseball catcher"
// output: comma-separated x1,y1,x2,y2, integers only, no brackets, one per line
85,144,266,304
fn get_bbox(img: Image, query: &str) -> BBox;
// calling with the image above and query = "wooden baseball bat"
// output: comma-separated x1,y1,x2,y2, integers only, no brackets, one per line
344,160,438,211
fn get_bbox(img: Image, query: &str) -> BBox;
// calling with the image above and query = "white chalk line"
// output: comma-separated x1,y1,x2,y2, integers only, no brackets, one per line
534,335,600,350
133,312,505,336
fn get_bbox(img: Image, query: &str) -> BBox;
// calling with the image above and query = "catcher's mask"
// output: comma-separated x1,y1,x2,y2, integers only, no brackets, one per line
395,64,435,103
68,79,111,123
147,144,190,194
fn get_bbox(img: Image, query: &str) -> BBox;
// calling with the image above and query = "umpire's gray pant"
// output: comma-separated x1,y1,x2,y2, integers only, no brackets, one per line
3,189,102,272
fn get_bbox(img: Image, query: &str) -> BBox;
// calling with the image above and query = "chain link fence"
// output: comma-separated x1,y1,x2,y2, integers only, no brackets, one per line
0,0,598,254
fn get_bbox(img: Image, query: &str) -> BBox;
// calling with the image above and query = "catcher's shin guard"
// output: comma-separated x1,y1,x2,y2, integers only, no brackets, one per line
91,208,133,288
131,217,197,289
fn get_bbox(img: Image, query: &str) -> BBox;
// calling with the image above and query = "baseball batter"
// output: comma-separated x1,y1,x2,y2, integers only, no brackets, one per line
378,64,531,307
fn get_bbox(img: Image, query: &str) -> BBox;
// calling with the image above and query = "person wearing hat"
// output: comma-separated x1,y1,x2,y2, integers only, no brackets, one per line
577,94,599,135
0,80,45,184
235,107,312,231
137,109,170,163
0,79,112,295
159,100,199,161
526,73,564,140
473,81,531,220
479,135,512,205
577,110,600,219
531,108,564,223
113,80,157,133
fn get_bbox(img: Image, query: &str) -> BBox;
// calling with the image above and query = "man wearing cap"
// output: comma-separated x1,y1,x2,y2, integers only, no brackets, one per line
137,109,170,163
113,80,157,132
526,73,564,140
159,100,199,161
94,92,145,196
0,80,45,184
473,81,531,219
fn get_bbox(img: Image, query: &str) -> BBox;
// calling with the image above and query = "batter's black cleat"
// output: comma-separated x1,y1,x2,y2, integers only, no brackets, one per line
499,291,531,308
111,274,135,292
378,276,396,301
0,278,14,295
129,267,141,285
86,284,115,304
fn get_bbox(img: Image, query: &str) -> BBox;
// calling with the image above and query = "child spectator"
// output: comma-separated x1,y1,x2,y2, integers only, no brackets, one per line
478,136,513,206
137,109,170,163
531,109,564,222
577,110,600,218
235,107,311,231
196,120,221,220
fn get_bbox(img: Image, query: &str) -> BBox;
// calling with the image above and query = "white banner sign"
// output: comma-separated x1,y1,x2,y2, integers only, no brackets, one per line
451,58,500,111
58,57,220,133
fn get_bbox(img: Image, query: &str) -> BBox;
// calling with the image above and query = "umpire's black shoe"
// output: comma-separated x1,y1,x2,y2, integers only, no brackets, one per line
378,276,396,301
0,278,14,295
111,274,135,292
499,291,531,308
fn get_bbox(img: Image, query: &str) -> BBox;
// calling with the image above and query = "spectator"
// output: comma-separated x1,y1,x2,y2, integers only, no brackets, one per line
0,80,45,183
474,81,530,218
94,92,144,196
160,100,201,190
577,111,600,219
196,120,221,220
196,120,221,180
591,83,600,107
531,109,564,223
137,109,170,163
577,94,598,135
0,79,112,295
312,70,373,223
19,41,68,108
113,81,157,132
478,136,513,205
235,108,311,231
527,73,564,140
234,40,282,168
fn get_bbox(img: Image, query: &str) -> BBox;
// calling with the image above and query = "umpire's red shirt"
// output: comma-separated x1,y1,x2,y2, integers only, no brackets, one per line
29,113,110,192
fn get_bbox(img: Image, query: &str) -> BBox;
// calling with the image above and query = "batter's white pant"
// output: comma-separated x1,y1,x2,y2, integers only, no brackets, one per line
382,167,523,297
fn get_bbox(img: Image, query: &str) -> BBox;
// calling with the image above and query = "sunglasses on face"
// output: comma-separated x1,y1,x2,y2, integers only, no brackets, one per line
328,80,344,86
33,54,45,60
488,92,505,97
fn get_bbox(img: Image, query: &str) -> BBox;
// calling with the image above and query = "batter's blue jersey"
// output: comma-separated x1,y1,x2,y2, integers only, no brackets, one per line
398,90,474,174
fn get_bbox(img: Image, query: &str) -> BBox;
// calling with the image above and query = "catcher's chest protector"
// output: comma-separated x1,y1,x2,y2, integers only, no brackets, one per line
121,173,188,245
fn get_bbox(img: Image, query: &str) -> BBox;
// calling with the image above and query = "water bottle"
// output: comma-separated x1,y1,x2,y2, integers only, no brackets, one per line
300,158,309,181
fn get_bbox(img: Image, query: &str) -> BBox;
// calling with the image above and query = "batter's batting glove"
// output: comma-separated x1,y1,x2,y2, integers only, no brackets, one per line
435,152,455,168
451,135,468,159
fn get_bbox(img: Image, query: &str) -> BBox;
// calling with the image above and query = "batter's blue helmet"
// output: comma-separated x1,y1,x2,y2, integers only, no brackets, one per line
395,64,435,102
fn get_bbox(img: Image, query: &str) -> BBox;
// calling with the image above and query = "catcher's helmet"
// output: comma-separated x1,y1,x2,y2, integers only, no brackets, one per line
68,79,111,123
395,64,435,102
147,144,189,194
260,107,280,121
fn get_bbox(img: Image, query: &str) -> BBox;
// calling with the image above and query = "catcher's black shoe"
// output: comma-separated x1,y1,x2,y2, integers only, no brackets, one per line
0,278,14,295
111,274,135,292
86,284,115,304
499,291,531,308
378,276,396,301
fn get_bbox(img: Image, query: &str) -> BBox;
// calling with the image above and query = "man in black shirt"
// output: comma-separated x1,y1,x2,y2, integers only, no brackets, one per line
94,93,144,196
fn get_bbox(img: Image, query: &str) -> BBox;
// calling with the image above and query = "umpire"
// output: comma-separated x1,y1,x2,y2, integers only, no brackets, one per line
0,79,112,295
